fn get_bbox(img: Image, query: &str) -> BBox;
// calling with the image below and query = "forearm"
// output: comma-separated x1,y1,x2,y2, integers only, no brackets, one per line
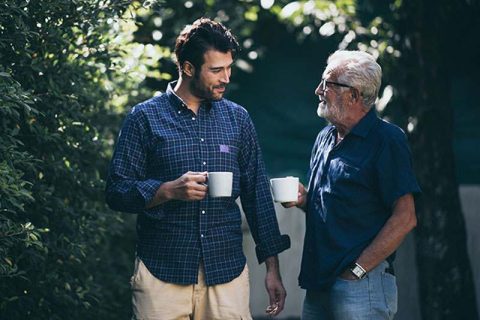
146,181,171,209
356,219,412,272
241,182,290,263
264,255,286,315
356,194,417,272
265,256,281,276
106,177,162,213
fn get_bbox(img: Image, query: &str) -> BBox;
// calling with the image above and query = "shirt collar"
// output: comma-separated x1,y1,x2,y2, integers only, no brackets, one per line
166,80,214,112
349,108,378,138
166,81,189,111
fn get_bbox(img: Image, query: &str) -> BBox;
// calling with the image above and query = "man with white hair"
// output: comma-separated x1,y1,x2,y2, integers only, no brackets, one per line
284,50,421,319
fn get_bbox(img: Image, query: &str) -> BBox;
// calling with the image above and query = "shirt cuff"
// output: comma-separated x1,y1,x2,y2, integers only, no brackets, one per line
135,178,163,207
255,234,291,264
136,179,169,220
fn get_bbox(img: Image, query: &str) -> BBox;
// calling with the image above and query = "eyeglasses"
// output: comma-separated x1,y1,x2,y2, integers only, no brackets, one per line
319,78,356,91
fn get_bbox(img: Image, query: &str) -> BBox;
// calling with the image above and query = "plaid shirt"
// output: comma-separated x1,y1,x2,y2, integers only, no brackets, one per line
106,82,290,285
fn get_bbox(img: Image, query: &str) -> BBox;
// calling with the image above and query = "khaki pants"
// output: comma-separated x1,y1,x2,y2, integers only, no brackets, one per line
131,258,252,320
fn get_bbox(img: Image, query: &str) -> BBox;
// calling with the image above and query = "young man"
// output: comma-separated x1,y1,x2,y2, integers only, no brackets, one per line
284,50,421,319
106,18,290,319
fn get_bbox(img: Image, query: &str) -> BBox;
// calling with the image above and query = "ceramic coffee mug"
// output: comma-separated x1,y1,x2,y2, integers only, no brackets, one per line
208,172,233,197
270,176,299,202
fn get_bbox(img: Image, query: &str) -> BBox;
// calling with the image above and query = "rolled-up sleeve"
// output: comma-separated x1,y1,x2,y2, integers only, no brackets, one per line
105,110,165,218
238,112,290,264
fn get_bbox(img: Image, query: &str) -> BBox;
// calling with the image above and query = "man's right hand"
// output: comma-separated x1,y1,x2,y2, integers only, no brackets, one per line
281,182,307,210
147,171,207,208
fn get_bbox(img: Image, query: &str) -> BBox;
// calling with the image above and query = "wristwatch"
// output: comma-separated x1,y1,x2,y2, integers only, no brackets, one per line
350,262,367,279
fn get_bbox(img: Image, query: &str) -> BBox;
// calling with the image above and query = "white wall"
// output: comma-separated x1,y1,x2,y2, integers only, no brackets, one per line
460,185,480,312
242,204,305,318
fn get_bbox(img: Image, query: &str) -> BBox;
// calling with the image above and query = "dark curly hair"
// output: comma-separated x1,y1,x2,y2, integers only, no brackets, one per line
174,18,239,72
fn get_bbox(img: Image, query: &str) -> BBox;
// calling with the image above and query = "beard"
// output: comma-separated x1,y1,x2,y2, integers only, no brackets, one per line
189,76,225,102
317,100,345,124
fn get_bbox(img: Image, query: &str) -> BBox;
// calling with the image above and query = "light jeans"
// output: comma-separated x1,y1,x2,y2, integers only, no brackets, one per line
302,261,397,320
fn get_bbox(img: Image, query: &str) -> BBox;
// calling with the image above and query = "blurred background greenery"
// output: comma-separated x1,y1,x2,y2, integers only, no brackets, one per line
1,0,479,319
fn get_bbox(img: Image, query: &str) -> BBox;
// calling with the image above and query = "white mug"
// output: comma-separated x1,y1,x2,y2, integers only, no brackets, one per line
270,176,299,202
208,172,233,197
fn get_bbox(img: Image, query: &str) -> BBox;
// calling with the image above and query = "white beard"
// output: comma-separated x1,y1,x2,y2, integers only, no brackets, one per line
317,101,328,118
317,100,344,123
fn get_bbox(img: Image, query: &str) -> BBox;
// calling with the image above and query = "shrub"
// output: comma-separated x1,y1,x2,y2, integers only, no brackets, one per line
0,1,135,318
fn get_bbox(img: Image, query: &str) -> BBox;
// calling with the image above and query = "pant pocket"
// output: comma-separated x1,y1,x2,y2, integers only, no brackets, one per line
331,277,371,319
381,272,398,317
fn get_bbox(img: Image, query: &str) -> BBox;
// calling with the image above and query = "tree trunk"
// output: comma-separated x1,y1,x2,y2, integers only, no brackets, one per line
399,0,479,318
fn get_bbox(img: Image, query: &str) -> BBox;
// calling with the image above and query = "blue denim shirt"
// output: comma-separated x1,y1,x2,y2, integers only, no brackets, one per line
300,109,421,289
106,82,290,285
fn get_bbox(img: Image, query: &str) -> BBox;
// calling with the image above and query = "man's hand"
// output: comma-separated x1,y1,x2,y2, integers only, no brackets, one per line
163,171,208,201
281,182,307,210
264,256,286,317
147,171,207,208
339,269,359,281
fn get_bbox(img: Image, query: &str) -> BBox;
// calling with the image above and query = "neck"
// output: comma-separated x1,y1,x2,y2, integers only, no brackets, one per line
333,106,369,139
174,77,202,114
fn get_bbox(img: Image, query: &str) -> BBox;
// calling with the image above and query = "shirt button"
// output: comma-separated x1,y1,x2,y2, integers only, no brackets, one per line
201,210,206,214
192,117,196,120
202,161,206,165
200,234,204,238
200,138,204,142
178,110,181,114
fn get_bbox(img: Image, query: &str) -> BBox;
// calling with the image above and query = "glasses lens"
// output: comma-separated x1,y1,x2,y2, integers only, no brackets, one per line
321,79,326,91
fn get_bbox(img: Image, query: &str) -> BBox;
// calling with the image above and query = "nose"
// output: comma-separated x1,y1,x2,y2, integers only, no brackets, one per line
221,69,230,84
316,78,327,96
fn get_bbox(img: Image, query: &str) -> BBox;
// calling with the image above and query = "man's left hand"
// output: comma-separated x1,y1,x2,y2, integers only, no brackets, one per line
339,269,358,280
264,271,286,317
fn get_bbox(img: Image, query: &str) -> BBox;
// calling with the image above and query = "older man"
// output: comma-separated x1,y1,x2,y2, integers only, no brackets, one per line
284,50,421,319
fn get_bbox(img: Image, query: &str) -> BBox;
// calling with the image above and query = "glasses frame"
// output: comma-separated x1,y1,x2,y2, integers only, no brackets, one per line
320,78,356,91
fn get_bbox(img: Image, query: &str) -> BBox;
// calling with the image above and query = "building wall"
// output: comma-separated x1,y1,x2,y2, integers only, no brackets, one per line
242,185,480,319
460,185,480,312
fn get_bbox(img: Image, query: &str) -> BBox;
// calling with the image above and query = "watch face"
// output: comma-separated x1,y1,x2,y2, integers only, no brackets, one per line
351,266,366,279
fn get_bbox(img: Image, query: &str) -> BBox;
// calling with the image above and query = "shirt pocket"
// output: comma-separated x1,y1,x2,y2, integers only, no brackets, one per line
328,158,361,194
210,143,240,173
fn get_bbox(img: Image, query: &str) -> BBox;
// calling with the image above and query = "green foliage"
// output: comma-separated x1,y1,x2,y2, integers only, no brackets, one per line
0,1,135,318
2,0,478,318
124,1,396,117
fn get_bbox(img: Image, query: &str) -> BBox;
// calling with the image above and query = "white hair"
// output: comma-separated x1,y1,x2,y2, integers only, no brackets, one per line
325,50,382,109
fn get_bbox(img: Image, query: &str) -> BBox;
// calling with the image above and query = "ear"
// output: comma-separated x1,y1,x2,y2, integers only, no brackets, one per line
182,61,195,78
351,88,359,102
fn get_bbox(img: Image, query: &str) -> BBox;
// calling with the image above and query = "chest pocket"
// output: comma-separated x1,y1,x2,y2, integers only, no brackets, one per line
209,143,240,172
328,158,361,191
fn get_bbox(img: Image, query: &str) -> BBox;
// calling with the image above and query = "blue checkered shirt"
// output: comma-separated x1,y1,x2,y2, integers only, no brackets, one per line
106,82,290,285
